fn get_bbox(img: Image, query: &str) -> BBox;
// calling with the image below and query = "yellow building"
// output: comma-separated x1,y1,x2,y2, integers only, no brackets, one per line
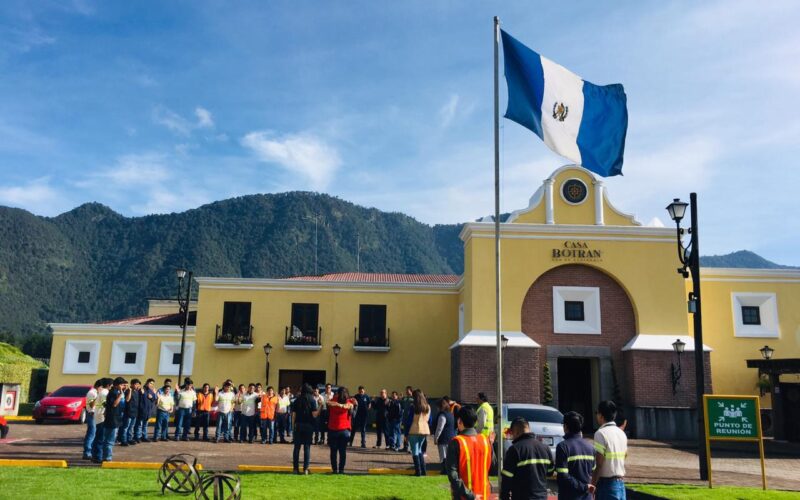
48,165,800,440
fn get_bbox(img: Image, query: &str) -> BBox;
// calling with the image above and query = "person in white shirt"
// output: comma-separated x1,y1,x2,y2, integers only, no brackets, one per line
82,379,101,460
239,383,258,443
215,381,235,443
591,400,628,499
154,386,175,441
174,379,196,441
276,388,291,443
320,383,334,445
90,378,111,460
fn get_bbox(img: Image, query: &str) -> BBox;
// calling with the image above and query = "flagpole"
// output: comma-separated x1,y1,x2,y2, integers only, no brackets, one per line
493,15,504,485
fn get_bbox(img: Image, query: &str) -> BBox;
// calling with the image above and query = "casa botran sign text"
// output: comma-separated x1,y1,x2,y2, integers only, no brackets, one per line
552,241,602,262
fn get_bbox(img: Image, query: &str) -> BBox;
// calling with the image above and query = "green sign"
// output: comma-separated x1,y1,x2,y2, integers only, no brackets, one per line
706,396,759,439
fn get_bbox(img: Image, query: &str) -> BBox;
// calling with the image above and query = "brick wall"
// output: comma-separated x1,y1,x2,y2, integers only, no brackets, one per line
625,349,712,408
520,264,637,403
450,346,539,404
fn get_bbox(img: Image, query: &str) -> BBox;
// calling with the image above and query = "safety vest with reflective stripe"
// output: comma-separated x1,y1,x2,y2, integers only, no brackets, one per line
454,434,491,500
477,402,494,437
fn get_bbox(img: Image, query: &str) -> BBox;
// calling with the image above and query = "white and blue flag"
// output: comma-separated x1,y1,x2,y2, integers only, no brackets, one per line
501,29,628,177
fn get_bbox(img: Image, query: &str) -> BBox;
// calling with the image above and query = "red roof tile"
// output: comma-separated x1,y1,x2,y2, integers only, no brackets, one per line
282,272,460,285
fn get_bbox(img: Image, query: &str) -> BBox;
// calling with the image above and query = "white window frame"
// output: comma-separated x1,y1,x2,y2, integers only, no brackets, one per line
553,286,601,335
109,341,147,375
731,292,779,338
63,340,101,374
158,341,195,376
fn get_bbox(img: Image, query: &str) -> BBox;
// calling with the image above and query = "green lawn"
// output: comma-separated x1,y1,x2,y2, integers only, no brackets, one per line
628,483,800,499
0,467,452,499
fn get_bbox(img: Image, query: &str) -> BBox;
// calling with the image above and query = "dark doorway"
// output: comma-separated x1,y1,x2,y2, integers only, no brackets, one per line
278,370,326,394
558,358,593,432
781,383,800,442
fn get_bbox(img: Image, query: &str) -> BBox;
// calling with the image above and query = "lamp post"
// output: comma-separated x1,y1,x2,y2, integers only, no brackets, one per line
671,338,686,395
501,335,509,350
263,343,272,386
666,194,708,480
759,345,774,360
175,268,193,388
332,343,341,386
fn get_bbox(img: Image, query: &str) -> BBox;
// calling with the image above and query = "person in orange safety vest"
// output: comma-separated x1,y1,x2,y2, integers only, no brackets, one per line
446,406,496,500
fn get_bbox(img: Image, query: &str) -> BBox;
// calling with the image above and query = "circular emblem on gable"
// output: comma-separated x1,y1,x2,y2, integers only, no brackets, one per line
562,178,588,204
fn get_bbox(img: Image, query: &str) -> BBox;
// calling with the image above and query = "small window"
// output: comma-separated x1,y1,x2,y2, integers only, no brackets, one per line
172,352,182,365
564,301,585,322
359,305,387,343
291,303,319,337
741,306,761,326
77,351,91,364
124,352,137,364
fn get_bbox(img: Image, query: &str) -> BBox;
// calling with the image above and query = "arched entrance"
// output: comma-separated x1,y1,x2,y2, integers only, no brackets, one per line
521,264,636,427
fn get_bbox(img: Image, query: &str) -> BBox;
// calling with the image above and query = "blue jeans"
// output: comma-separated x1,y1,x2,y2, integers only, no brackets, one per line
350,416,367,446
121,415,136,444
154,410,170,440
328,429,350,473
216,412,232,441
388,419,402,449
83,413,95,457
91,419,104,458
276,413,289,441
596,478,626,500
260,418,275,443
174,408,192,439
100,426,118,461
232,411,241,440
135,416,149,441
239,415,254,442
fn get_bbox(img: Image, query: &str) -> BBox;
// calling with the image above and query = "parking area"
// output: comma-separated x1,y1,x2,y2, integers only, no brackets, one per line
1,421,799,491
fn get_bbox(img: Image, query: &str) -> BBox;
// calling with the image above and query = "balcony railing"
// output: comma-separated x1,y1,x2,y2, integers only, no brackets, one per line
353,327,390,348
215,324,254,345
285,326,322,346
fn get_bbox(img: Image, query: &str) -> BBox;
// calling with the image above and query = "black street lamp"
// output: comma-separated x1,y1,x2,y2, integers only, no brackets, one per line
671,338,686,395
666,194,708,480
332,343,341,386
175,268,193,388
759,345,774,360
263,343,272,386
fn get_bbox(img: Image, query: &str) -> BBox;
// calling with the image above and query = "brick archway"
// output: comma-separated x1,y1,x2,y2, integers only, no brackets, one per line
521,264,637,410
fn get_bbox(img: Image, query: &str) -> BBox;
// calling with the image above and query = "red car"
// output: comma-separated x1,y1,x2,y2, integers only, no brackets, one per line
33,385,92,424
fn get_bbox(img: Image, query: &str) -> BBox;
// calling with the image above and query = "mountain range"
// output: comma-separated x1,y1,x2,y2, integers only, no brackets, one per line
0,193,794,357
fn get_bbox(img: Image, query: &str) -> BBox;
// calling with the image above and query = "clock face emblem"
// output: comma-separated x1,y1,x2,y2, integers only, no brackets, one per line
562,179,588,204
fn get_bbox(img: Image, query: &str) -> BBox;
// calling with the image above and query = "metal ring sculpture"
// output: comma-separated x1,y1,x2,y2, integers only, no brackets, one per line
195,472,242,500
158,453,201,495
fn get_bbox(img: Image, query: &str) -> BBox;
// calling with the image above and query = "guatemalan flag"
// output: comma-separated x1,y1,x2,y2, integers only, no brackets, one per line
501,30,628,177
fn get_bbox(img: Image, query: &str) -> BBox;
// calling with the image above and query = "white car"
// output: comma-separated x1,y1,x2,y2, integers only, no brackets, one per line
502,403,565,455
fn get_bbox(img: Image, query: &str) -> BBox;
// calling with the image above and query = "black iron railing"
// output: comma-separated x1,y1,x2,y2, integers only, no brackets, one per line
353,327,390,348
215,324,254,345
285,326,322,346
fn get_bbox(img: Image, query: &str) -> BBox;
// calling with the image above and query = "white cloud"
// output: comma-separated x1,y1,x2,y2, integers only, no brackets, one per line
93,154,171,187
0,177,59,209
241,131,342,190
152,106,215,136
439,94,460,129
195,107,214,128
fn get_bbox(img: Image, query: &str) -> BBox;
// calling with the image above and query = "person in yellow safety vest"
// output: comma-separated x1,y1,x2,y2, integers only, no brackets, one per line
446,406,496,500
475,392,494,437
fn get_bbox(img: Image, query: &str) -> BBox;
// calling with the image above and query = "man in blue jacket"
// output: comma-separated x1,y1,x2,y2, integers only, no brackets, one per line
137,378,157,443
349,386,371,448
555,411,596,499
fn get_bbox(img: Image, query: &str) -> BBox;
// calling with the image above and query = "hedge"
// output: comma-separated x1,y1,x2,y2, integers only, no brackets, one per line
0,342,48,403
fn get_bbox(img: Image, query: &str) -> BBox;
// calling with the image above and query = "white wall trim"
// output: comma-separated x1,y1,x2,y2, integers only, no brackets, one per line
700,267,800,279
50,323,195,334
109,341,147,375
553,286,602,335
63,340,101,374
622,334,712,352
449,330,540,349
460,221,674,242
158,342,194,376
197,284,460,295
731,292,780,338
593,179,604,225
52,332,196,338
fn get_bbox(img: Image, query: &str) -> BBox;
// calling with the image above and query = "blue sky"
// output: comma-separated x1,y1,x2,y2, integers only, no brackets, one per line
1,1,799,265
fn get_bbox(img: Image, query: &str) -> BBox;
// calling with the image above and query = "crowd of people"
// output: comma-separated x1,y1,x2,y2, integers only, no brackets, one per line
80,376,628,499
